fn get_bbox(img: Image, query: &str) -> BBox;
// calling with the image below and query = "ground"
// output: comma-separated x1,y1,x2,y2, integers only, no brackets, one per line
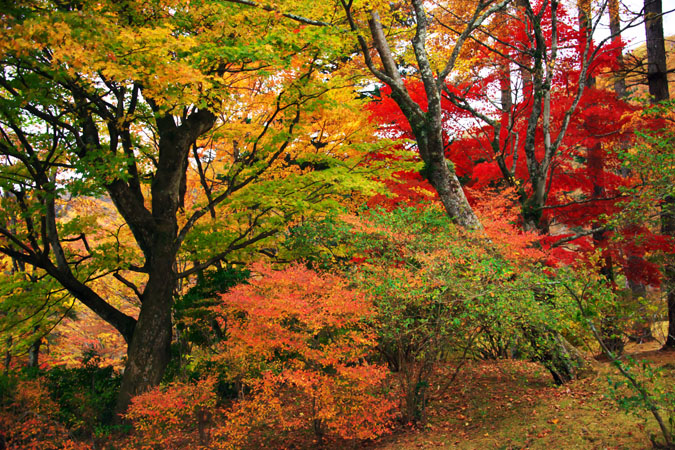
366,341,675,450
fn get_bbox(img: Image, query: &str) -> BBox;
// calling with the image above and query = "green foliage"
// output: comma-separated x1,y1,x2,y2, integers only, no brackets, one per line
168,267,251,382
288,205,573,421
0,270,75,363
607,357,675,423
611,99,675,226
42,353,121,437
175,266,251,344
559,264,675,447
0,372,17,408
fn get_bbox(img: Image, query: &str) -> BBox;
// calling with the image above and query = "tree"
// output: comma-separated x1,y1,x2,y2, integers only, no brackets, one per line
0,0,381,413
644,0,670,102
339,0,518,229
365,0,642,380
642,0,675,350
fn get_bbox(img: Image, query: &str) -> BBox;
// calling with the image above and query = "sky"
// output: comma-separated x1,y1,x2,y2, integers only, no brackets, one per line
594,0,675,50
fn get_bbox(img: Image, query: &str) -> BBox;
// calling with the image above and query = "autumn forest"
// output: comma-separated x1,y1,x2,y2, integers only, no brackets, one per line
0,0,674,448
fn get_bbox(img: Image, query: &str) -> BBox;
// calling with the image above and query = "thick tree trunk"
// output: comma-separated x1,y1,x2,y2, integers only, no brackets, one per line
424,142,481,230
115,240,176,415
114,108,215,415
357,7,482,231
524,326,593,384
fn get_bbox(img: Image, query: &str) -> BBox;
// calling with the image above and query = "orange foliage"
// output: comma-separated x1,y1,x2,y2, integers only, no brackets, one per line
471,186,547,264
124,263,393,448
212,262,394,443
0,379,92,450
124,377,217,449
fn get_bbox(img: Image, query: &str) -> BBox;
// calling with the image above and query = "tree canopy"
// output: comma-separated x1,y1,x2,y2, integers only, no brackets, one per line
0,0,674,448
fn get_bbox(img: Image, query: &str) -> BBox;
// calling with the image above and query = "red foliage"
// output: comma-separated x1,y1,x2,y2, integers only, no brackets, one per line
365,0,668,287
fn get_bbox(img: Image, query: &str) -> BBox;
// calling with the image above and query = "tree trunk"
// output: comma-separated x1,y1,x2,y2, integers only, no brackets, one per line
609,0,645,349
580,3,625,353
3,337,11,372
27,335,41,369
528,287,593,384
644,0,670,102
643,0,674,350
589,140,624,353
423,136,481,230
608,0,627,99
115,244,176,415
664,198,675,348
627,263,654,343
353,7,482,231
114,108,216,415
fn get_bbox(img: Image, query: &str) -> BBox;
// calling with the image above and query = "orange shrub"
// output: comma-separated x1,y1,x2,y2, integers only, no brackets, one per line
210,262,394,445
124,377,217,449
0,378,93,450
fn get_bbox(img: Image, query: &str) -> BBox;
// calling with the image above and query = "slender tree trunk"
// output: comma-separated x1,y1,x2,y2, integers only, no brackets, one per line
579,19,624,351
664,197,675,348
4,337,11,372
608,0,627,98
589,143,625,353
627,274,653,343
609,2,649,345
27,335,41,369
666,261,675,348
642,0,674,350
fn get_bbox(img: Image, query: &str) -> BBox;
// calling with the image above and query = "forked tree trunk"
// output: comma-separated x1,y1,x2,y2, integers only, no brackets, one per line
114,108,216,415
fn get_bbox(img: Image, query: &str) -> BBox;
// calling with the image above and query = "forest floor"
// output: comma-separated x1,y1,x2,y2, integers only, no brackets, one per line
364,340,675,450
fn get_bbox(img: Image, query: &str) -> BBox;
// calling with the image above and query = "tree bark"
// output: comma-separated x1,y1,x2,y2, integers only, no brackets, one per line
27,336,41,369
411,116,481,229
608,0,627,98
644,0,670,102
609,0,647,347
663,197,675,348
580,4,624,352
115,245,176,414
